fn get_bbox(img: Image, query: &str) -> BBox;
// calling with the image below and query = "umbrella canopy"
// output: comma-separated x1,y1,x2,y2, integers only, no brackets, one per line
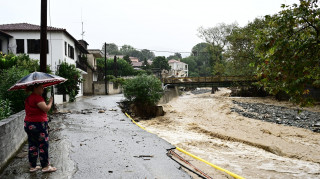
8,72,67,91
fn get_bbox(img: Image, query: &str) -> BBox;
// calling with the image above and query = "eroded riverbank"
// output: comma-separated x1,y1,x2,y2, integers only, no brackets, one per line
138,88,320,178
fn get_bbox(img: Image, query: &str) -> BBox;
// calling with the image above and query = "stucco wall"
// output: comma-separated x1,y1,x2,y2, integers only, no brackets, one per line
0,36,9,53
93,81,122,95
83,69,94,95
0,111,27,172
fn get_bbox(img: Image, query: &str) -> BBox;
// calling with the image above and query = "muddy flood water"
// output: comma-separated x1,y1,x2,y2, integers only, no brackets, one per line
138,88,320,179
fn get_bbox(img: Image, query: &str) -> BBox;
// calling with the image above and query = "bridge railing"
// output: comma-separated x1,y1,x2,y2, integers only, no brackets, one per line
163,76,255,84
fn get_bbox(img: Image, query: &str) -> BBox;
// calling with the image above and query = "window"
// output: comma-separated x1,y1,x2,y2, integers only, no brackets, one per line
27,39,49,54
113,83,119,89
64,41,67,56
68,44,74,59
16,39,24,53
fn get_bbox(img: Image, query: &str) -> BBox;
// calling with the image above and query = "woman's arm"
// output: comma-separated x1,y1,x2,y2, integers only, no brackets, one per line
37,97,53,113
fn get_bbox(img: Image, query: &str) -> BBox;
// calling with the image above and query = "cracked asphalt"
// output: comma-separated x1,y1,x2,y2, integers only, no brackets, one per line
0,94,190,179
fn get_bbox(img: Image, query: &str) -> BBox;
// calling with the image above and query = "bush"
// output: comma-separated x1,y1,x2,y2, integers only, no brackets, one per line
0,53,50,73
56,62,83,102
0,99,12,120
123,75,163,106
0,67,29,113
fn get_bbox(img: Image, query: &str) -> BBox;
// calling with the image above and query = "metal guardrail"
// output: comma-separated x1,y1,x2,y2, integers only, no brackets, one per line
162,76,256,87
163,76,255,84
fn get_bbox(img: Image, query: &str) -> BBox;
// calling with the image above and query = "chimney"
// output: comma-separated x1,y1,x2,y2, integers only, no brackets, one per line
78,40,88,49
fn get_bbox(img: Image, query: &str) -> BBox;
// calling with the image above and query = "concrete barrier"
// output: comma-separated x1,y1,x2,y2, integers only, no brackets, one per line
0,111,27,172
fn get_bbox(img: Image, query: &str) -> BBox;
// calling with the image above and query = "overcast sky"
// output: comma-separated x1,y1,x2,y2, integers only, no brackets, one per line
0,0,299,57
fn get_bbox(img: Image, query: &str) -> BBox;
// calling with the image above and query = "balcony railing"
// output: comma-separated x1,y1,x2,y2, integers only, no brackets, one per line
76,55,87,72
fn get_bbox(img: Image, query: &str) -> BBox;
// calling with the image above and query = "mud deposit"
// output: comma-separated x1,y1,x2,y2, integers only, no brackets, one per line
138,88,320,179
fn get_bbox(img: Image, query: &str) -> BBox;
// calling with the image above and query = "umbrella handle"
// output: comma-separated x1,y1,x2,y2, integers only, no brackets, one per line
51,86,55,104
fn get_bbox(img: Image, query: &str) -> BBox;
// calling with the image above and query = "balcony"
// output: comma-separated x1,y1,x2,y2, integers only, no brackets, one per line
76,55,87,72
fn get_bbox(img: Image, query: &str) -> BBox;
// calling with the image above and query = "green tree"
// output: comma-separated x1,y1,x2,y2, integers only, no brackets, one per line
102,43,119,55
96,58,136,80
123,55,132,65
0,99,11,120
198,23,238,76
198,22,238,48
0,67,29,113
151,56,170,71
0,53,48,73
167,53,182,60
120,45,136,56
123,74,163,106
142,58,151,70
255,0,320,105
225,18,268,76
181,56,197,76
190,43,213,76
56,62,83,102
141,49,155,60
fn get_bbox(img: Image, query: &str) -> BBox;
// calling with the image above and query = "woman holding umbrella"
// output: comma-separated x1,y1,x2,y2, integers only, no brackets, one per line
24,84,57,173
9,72,66,173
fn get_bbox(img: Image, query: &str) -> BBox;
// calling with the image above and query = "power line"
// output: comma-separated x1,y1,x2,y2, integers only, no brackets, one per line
104,43,192,55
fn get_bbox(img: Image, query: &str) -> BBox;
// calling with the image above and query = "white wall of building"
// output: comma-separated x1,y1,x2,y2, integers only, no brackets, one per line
169,61,188,77
6,31,84,97
0,36,9,53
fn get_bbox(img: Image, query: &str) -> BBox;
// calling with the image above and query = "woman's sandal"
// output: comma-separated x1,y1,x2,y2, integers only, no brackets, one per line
29,166,41,172
42,165,57,173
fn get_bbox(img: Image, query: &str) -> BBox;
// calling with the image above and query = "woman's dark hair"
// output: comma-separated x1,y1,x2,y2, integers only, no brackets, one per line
26,84,41,92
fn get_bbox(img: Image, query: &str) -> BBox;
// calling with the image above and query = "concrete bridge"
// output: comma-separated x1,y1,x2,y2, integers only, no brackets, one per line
163,76,256,87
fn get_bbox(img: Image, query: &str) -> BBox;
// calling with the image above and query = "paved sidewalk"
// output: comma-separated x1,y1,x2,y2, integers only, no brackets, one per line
0,95,190,179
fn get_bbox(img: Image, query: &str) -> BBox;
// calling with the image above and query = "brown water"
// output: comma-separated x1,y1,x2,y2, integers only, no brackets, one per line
138,88,320,179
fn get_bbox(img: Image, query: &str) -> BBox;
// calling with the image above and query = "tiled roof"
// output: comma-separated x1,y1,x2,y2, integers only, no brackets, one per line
168,59,186,64
0,30,12,37
0,23,65,31
132,61,143,67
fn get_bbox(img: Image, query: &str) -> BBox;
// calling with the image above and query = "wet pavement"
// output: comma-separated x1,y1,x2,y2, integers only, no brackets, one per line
0,95,190,179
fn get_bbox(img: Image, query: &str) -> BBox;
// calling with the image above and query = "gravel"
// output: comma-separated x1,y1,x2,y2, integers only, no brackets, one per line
231,101,320,133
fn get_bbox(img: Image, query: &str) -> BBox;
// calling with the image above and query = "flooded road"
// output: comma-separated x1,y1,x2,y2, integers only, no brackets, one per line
0,95,190,179
139,88,320,179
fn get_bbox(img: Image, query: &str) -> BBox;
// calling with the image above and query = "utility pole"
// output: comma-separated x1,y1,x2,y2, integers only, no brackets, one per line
40,0,48,99
113,55,117,78
40,0,47,73
104,43,108,95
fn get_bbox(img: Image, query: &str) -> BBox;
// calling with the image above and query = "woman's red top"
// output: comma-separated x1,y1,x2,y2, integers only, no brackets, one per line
24,93,48,122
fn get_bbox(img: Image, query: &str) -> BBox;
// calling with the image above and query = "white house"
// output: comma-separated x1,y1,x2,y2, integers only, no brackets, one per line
0,23,89,98
168,59,188,77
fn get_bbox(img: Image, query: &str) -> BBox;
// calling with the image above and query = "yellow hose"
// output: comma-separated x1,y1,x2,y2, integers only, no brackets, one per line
125,113,153,133
125,113,246,179
176,147,245,179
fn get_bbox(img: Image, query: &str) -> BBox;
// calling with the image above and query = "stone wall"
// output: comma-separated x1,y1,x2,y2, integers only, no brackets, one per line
93,81,122,95
0,111,27,171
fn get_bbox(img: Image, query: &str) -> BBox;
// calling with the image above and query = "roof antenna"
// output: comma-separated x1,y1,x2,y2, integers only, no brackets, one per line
81,9,85,40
